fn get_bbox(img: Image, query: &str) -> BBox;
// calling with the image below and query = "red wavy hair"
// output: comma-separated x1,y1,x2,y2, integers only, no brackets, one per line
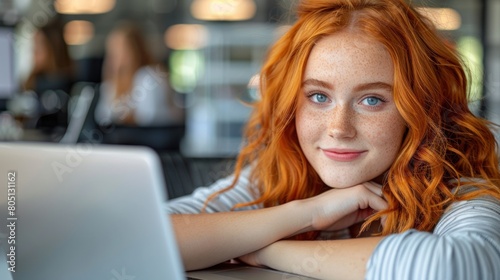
208,0,500,236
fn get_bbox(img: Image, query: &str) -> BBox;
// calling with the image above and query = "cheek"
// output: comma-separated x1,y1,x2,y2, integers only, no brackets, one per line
364,114,406,153
295,106,327,144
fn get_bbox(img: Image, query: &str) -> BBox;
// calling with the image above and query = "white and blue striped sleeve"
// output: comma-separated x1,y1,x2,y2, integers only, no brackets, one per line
366,197,500,280
164,167,261,214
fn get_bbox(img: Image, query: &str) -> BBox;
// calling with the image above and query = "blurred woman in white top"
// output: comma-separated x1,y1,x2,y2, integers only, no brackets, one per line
95,22,184,126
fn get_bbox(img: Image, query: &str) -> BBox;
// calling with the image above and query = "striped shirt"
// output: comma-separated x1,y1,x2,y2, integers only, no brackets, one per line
164,167,260,214
367,197,500,280
164,169,500,280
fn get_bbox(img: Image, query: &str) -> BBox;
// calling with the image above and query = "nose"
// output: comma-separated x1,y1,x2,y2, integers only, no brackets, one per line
327,105,356,139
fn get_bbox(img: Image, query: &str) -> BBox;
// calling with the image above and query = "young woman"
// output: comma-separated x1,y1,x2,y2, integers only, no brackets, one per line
22,18,75,131
95,22,184,126
23,19,74,95
165,0,500,279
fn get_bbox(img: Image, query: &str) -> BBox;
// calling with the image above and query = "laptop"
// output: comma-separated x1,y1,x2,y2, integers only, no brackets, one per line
0,142,317,280
0,142,185,280
187,262,318,280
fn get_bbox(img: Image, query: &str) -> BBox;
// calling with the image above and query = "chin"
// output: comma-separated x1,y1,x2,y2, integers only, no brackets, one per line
322,178,364,189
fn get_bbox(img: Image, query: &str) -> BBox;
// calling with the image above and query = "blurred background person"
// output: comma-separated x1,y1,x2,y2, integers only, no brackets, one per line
20,17,75,134
95,21,184,127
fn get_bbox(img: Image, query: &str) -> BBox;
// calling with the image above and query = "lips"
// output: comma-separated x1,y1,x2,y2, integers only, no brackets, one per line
321,148,367,161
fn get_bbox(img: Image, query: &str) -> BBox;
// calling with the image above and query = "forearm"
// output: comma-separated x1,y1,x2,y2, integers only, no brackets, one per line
169,180,389,271
252,199,500,280
171,200,310,270
256,237,383,280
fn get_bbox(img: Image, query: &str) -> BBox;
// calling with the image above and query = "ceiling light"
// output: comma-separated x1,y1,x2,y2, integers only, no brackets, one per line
55,0,116,14
191,0,256,21
165,24,208,50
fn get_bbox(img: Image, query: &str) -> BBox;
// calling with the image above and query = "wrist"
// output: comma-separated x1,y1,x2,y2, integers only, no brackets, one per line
283,199,315,235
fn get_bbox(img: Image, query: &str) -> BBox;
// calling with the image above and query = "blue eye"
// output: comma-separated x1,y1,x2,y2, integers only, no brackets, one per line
310,93,329,103
362,97,383,106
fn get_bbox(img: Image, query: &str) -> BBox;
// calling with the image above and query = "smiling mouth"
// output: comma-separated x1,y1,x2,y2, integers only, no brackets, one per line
321,149,367,162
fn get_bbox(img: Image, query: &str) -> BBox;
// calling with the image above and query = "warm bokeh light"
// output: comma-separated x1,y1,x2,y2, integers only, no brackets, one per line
165,24,208,50
64,20,94,45
417,7,461,31
55,0,116,14
191,0,256,21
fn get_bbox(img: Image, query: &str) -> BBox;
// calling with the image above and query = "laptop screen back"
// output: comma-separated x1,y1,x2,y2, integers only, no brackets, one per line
0,143,185,280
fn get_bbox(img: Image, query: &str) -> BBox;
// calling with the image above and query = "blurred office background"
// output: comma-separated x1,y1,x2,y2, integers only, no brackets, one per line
0,0,499,158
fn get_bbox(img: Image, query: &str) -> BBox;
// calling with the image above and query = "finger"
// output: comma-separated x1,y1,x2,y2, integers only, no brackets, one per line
330,207,379,231
364,182,388,225
362,181,384,197
360,188,388,212
345,184,387,212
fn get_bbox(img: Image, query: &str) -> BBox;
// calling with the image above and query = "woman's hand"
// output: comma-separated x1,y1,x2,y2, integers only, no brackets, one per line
299,182,387,232
173,181,386,271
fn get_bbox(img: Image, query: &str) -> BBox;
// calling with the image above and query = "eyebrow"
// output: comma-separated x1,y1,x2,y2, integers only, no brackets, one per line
354,82,393,92
302,79,333,89
302,79,393,92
